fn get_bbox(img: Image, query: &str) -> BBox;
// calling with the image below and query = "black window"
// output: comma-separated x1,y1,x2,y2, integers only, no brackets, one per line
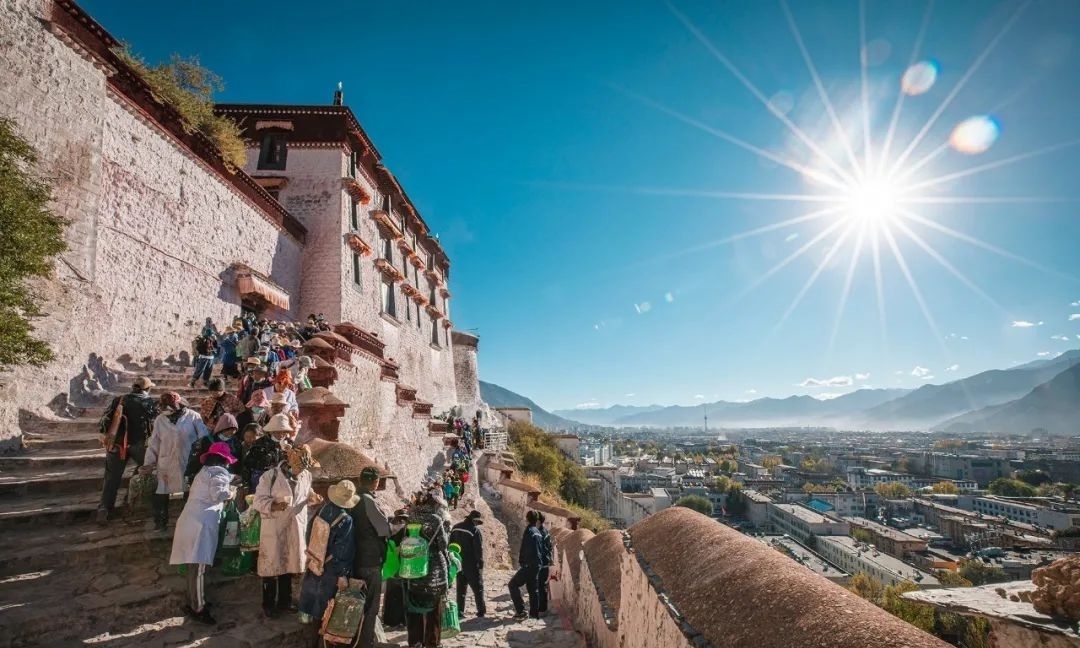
431,315,439,346
258,133,288,170
416,303,422,329
352,253,361,287
382,236,393,262
348,151,357,178
267,188,281,201
350,198,359,230
381,279,396,318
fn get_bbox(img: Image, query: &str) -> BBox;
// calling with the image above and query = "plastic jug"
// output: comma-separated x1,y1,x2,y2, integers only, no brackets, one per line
219,499,241,557
397,524,429,580
447,543,462,582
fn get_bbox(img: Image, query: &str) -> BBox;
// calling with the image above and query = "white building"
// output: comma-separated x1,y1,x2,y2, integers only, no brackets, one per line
958,495,1080,531
817,536,940,588
767,503,850,544
847,468,916,490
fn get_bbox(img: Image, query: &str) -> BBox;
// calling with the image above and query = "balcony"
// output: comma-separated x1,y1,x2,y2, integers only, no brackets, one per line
343,232,372,257
412,400,433,419
374,258,404,282
395,383,417,406
425,304,444,319
424,267,443,285
408,252,426,270
341,177,372,205
439,286,451,299
380,359,400,382
442,318,453,330
333,322,385,361
370,209,403,240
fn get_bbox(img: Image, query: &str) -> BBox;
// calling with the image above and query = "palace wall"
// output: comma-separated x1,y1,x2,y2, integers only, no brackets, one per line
0,0,302,447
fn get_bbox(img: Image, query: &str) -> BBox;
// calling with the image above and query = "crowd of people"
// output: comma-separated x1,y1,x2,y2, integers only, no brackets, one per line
92,311,549,647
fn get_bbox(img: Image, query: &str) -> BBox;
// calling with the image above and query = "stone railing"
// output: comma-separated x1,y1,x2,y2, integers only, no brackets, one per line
477,458,951,648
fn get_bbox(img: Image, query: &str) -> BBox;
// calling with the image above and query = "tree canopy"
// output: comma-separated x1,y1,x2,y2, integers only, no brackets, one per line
987,477,1037,497
874,481,913,499
930,481,959,495
0,118,67,367
675,495,713,516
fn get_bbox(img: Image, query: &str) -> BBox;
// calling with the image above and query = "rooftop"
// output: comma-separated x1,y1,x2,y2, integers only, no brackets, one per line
904,581,1078,638
846,517,927,544
774,504,832,525
820,536,940,586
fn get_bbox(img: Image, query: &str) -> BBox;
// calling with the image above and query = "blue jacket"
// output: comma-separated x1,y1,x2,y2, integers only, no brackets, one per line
518,526,544,568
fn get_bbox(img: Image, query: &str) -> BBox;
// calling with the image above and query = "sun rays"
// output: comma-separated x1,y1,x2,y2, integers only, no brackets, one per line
584,0,1080,347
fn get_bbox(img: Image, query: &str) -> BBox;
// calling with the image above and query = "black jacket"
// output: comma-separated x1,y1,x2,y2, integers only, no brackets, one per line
350,490,391,569
449,520,485,571
518,525,544,569
99,392,158,447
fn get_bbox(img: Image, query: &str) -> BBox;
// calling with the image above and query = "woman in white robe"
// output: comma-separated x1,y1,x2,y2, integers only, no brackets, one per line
143,393,208,531
168,441,236,625
252,443,322,617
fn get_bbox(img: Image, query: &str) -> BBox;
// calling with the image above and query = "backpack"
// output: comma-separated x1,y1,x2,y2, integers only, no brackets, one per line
307,506,350,576
540,531,553,566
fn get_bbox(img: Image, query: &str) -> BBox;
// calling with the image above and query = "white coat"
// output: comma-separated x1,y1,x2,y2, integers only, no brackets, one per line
252,463,313,577
146,409,208,495
261,386,299,415
169,465,232,565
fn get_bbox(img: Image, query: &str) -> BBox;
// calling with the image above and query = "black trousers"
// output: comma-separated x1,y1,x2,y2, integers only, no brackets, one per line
152,493,170,527
383,578,406,627
455,569,486,616
354,566,383,648
538,566,549,613
405,598,443,648
508,565,539,617
98,443,146,512
262,575,292,610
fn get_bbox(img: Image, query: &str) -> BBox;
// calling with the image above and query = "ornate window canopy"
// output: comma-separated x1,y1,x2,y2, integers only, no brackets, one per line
374,257,404,282
232,262,290,310
370,209,403,240
344,232,372,256
342,177,372,204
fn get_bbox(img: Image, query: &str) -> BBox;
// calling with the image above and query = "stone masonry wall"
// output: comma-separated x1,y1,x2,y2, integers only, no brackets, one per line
0,0,302,447
451,331,481,413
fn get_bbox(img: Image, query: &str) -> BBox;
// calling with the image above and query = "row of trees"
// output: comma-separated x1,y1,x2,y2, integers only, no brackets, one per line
848,573,991,647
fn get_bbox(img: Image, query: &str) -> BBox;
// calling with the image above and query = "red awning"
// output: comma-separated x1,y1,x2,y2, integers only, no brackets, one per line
233,264,290,310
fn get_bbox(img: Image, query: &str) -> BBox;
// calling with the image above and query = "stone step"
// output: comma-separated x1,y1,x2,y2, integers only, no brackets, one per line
0,447,104,472
0,465,116,499
21,429,102,451
0,490,101,526
19,416,101,435
0,518,165,576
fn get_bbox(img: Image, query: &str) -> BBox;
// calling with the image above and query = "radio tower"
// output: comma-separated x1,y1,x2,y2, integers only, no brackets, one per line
703,403,708,433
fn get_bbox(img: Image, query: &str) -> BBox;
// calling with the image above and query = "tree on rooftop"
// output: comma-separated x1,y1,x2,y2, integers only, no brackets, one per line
761,456,782,469
987,477,1037,497
1015,470,1051,487
675,495,713,516
0,118,67,368
958,559,1009,586
934,569,973,587
725,485,746,514
874,482,913,499
931,481,959,495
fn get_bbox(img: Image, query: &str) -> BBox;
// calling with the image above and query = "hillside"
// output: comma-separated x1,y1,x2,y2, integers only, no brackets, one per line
858,350,1080,430
941,363,1080,434
478,380,583,430
551,404,665,426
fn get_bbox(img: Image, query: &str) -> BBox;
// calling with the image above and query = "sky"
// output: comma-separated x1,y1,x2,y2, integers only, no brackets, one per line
82,0,1080,411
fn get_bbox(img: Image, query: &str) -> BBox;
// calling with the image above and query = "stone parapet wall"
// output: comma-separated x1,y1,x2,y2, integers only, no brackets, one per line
478,466,951,648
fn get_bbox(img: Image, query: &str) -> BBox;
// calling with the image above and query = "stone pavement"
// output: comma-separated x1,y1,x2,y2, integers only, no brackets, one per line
383,567,586,648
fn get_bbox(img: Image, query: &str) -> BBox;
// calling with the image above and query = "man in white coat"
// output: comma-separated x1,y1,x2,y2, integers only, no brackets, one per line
253,443,322,617
169,441,237,625
142,392,209,532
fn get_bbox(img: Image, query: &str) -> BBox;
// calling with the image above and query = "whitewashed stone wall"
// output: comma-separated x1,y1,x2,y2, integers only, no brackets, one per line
0,0,302,446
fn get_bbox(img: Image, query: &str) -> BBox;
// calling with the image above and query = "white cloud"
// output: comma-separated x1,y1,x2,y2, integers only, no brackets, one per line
693,394,705,400
798,376,854,388
624,393,635,398
815,393,844,400
1036,351,1062,358
1071,301,1080,307
945,364,960,372
946,333,970,341
921,375,936,381
664,292,675,303
745,389,758,395
784,233,799,242
1069,314,1080,321
911,366,931,378
855,372,870,381
1011,320,1043,328
574,400,602,410
1052,334,1071,342
633,302,652,314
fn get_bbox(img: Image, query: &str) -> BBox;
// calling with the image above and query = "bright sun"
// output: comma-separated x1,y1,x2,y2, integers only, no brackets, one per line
845,177,901,225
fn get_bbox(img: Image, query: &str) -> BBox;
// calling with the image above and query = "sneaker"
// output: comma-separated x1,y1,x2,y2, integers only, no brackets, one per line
190,608,216,625
513,611,528,620
95,508,109,526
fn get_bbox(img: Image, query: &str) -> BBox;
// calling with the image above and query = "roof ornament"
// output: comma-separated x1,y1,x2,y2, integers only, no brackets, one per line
333,81,343,106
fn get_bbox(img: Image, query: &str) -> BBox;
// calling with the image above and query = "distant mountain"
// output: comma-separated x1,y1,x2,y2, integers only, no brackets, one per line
858,351,1080,430
594,388,909,428
478,381,582,430
551,404,665,426
942,363,1080,434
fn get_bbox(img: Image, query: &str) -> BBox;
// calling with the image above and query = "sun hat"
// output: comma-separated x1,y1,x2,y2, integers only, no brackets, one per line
200,441,237,465
213,413,238,434
246,391,269,408
245,357,263,367
264,413,293,434
287,443,320,470
270,392,289,405
328,479,361,508
133,376,155,389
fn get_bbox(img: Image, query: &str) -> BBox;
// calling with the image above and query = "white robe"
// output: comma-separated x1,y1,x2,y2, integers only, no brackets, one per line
170,465,232,565
146,409,207,495
253,463,313,577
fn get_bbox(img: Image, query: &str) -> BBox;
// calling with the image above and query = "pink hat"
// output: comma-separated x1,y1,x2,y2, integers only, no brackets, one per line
246,390,269,408
200,441,237,465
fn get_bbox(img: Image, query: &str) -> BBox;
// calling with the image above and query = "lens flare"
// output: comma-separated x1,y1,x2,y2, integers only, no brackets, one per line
901,61,938,96
949,116,1000,155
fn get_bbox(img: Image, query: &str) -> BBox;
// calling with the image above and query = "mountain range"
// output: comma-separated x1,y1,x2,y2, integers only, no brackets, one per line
482,349,1080,434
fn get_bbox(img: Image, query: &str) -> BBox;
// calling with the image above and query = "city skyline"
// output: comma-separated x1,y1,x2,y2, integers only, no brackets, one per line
82,0,1080,410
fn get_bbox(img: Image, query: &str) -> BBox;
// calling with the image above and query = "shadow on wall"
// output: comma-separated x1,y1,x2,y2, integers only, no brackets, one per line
43,353,124,417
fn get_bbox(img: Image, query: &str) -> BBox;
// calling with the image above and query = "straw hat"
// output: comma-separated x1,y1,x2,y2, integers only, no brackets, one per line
200,441,237,465
133,376,155,389
270,392,289,405
264,413,293,434
245,357,263,367
328,479,361,508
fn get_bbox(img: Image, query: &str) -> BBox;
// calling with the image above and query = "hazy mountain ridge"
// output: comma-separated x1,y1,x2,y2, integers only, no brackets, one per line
484,350,1080,433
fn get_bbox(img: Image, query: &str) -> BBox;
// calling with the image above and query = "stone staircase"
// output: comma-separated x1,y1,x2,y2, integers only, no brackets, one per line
0,364,308,648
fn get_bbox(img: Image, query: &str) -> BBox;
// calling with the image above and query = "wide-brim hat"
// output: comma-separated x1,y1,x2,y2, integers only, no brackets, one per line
270,393,289,405
245,357,263,367
264,412,293,434
287,443,320,470
328,479,361,508
201,441,237,465
133,376,155,389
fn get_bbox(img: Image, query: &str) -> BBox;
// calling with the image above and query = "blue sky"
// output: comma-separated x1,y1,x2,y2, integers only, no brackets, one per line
84,0,1080,411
